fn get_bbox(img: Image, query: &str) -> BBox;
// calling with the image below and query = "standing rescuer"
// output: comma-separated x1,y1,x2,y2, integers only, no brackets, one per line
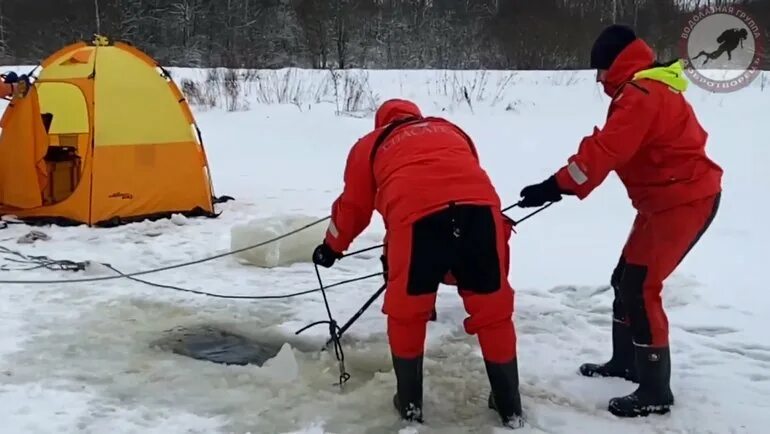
517,24,723,418
312,98,524,429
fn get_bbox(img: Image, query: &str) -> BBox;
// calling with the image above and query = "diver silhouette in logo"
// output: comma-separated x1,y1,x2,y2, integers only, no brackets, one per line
693,28,749,65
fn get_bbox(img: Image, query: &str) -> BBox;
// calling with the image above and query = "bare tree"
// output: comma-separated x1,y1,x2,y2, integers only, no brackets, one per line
0,0,10,62
0,0,765,70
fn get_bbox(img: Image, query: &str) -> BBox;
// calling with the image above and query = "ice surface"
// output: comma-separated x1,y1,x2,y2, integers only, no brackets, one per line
0,68,768,433
231,214,328,268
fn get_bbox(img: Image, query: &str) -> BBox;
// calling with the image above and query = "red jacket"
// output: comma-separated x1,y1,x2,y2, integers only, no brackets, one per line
554,39,723,214
324,99,503,253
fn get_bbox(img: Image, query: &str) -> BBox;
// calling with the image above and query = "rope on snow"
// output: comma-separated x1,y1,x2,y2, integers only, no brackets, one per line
0,200,554,388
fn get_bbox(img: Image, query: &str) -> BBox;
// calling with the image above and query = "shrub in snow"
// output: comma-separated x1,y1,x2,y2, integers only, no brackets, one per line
230,214,327,268
223,69,249,112
252,69,319,108
180,67,379,115
429,70,519,113
328,68,379,117
180,79,205,106
203,69,223,109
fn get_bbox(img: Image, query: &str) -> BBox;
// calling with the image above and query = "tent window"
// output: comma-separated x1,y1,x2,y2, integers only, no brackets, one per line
37,83,89,136
62,49,93,65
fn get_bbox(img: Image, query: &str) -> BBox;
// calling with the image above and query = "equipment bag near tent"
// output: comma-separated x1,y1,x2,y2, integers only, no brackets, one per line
0,35,217,227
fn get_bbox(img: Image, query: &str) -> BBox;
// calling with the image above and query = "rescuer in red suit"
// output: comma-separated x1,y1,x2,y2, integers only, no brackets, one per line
312,99,523,428
517,25,723,418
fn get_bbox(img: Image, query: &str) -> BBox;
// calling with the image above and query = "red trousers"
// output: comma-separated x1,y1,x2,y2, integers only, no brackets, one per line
614,193,720,347
381,204,516,363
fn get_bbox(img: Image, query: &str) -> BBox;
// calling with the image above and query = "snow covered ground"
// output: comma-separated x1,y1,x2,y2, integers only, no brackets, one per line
1,68,769,434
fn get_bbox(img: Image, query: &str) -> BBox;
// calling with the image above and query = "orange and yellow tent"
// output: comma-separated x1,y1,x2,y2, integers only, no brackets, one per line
0,35,216,227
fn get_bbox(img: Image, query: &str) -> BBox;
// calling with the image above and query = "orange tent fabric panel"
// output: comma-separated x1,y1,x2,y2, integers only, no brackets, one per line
6,148,94,224
0,89,49,209
40,46,96,81
90,141,213,224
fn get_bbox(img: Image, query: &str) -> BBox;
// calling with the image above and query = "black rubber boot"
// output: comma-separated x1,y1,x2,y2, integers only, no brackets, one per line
485,359,525,429
391,355,424,423
608,346,674,417
579,320,638,383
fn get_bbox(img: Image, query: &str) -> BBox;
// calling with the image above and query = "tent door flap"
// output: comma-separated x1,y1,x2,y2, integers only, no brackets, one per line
43,145,81,205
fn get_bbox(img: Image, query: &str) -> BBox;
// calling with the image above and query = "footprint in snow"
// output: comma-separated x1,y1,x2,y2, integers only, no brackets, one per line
677,357,724,371
548,285,577,294
548,285,611,297
680,325,740,337
748,373,770,382
586,316,612,327
741,343,770,352
709,342,770,364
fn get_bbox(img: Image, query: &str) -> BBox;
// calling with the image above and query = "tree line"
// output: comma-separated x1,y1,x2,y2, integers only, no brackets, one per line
0,0,766,70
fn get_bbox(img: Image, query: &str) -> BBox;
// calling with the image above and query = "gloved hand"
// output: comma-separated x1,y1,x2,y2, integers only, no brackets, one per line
519,175,565,208
1,71,18,83
14,74,30,97
312,242,342,268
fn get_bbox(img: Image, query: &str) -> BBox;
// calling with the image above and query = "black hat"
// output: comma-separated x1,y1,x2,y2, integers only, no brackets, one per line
590,24,637,70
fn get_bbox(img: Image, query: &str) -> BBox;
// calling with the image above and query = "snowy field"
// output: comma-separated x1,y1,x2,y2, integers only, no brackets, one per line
1,68,769,434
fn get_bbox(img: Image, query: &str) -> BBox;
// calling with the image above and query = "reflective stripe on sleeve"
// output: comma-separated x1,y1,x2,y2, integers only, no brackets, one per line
567,161,588,185
328,220,340,238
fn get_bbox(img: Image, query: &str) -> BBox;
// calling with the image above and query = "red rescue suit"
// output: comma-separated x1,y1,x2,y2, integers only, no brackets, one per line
554,39,723,347
324,99,516,363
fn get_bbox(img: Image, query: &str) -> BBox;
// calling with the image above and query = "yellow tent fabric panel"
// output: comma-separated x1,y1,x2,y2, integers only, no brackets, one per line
38,47,96,81
94,46,195,147
36,82,90,134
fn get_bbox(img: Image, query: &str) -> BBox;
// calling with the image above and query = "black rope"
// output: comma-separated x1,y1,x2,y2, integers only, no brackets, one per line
341,244,382,258
501,201,554,226
104,263,382,300
0,201,553,286
1,239,363,387
0,215,332,284
502,201,522,213
0,246,86,272
299,201,556,357
0,199,555,389
309,263,350,388
510,202,555,225
0,243,383,300
335,202,553,261
327,282,387,347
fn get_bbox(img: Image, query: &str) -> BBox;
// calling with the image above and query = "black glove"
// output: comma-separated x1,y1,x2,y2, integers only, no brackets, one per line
312,242,342,268
1,72,18,83
519,175,566,208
